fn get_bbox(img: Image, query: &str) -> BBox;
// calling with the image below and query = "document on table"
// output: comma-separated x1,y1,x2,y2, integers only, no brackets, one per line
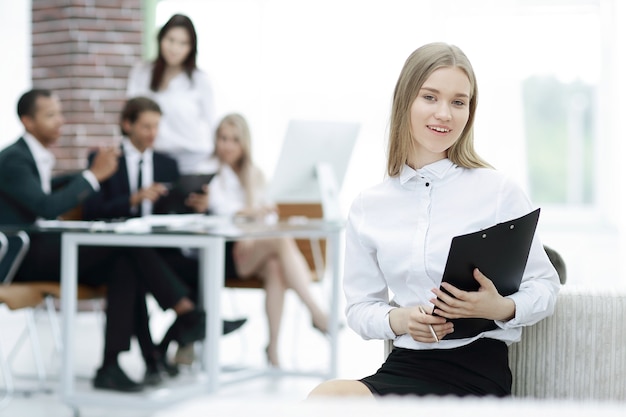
113,214,230,233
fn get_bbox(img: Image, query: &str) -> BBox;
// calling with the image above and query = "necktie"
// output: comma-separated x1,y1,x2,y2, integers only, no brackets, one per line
137,158,143,217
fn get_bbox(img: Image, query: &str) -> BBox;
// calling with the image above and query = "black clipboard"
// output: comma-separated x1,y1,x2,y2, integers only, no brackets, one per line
437,208,540,340
154,173,216,214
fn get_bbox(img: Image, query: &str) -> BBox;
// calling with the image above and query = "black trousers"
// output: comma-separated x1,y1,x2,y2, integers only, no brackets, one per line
155,242,240,304
156,248,199,303
15,232,190,356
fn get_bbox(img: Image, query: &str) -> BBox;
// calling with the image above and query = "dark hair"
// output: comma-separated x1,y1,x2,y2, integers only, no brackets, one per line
17,89,53,118
120,96,162,135
150,14,198,92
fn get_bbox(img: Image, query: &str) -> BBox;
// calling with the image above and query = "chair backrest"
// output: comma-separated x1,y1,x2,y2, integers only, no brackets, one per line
224,203,327,289
0,231,30,284
0,232,8,262
543,245,566,284
276,203,326,280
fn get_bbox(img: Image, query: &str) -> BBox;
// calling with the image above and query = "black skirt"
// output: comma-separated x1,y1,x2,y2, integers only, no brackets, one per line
360,338,511,397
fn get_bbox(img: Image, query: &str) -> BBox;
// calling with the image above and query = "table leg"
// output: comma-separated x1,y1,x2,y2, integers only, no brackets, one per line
60,234,79,401
328,229,341,379
199,236,224,393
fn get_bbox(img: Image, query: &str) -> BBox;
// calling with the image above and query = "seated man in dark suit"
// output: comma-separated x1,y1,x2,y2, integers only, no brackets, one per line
82,96,246,370
0,89,210,392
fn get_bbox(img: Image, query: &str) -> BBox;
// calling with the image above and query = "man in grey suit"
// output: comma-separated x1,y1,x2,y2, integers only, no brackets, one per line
0,89,206,392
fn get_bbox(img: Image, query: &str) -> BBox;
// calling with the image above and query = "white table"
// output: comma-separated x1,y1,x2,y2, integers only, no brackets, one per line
57,219,343,413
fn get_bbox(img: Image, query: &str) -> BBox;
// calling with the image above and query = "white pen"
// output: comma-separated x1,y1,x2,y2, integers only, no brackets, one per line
419,306,439,343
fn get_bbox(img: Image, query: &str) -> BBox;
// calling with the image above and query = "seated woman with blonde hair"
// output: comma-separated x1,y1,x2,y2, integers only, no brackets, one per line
187,113,330,368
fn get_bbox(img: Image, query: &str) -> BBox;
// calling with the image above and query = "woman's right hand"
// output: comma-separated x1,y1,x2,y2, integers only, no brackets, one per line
389,306,453,343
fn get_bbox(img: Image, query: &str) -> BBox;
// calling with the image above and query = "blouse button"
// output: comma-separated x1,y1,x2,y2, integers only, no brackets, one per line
425,182,430,187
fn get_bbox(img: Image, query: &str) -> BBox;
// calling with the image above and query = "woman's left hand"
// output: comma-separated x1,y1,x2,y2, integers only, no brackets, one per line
430,268,516,322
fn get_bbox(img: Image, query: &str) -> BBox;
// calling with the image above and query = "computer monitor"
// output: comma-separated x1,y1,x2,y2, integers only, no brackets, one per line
267,120,360,209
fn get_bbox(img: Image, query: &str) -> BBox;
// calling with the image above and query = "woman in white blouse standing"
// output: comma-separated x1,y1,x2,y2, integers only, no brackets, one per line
186,113,330,368
308,42,560,398
126,14,217,174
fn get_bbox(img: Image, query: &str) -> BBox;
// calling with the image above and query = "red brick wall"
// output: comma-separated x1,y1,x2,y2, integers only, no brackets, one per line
31,1,143,172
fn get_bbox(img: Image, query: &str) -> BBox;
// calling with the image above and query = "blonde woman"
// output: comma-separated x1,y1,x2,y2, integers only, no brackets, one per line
308,43,560,398
188,114,330,368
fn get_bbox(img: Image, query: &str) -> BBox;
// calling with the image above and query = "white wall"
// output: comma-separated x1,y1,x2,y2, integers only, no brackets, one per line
0,1,31,149
153,0,626,288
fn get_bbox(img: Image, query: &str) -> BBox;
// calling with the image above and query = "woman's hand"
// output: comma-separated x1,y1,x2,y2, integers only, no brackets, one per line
389,306,453,343
430,268,516,322
185,185,209,213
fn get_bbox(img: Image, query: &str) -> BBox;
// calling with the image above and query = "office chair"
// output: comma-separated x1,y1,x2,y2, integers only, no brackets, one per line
224,203,331,373
0,231,14,408
0,230,53,393
0,230,107,390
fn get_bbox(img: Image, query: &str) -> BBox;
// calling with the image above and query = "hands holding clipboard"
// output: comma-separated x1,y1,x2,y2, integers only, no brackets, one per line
428,209,541,340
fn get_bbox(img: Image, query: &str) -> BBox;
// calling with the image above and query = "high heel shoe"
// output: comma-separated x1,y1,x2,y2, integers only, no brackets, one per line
312,321,327,335
312,314,330,336
265,345,280,368
224,318,247,335
312,317,343,336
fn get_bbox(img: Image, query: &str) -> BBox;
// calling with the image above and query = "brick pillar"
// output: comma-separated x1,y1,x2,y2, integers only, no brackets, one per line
31,1,143,173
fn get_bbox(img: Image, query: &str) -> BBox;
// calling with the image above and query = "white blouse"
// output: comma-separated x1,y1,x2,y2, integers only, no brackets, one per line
344,158,560,350
207,160,269,216
126,63,217,174
208,163,246,216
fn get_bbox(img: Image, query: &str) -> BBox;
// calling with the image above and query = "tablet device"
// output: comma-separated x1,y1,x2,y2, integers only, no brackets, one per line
177,173,216,195
154,173,216,214
437,208,541,339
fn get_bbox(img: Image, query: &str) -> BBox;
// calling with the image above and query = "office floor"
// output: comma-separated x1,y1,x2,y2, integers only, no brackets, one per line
0,287,383,417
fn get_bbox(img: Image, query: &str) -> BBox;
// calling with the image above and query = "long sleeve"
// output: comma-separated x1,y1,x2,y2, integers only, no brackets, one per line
343,194,398,340
341,159,560,349
126,62,151,97
125,63,217,173
82,183,133,220
0,140,94,225
82,153,132,220
83,151,181,220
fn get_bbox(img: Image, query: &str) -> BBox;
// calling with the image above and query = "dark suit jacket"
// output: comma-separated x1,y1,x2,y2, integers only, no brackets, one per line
83,148,179,220
0,137,104,283
0,138,94,226
82,148,199,298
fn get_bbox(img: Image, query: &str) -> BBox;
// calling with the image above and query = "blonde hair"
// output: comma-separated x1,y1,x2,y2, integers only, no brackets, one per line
213,113,262,207
387,42,492,177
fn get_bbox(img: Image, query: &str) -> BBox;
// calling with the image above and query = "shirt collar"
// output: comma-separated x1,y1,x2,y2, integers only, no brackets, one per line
399,158,456,185
23,132,55,167
122,138,153,161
